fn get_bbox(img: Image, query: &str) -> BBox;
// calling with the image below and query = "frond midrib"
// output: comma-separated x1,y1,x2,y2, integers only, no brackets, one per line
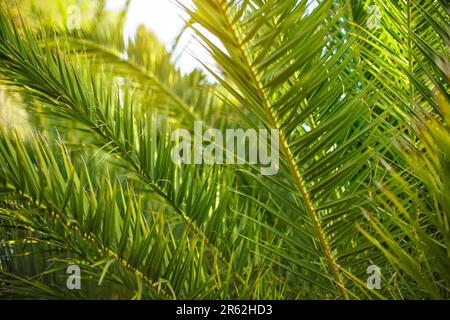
215,1,347,298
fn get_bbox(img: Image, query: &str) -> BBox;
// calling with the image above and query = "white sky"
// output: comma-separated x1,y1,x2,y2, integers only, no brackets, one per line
105,0,318,78
105,0,215,77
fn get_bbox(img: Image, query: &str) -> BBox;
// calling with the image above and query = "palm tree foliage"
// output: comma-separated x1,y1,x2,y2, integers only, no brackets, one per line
0,0,448,299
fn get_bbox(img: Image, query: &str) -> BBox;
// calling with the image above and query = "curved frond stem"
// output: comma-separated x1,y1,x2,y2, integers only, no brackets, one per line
3,185,175,299
64,37,202,124
212,0,347,298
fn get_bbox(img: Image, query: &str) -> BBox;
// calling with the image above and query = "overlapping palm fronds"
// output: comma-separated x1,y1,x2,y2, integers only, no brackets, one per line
0,0,448,300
